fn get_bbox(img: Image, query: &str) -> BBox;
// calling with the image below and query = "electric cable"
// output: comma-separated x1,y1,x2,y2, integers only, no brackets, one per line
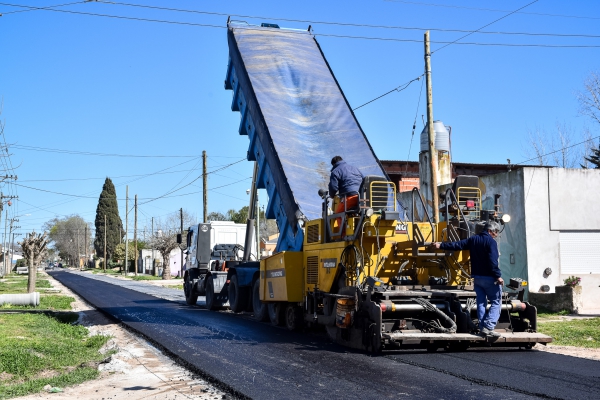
10,144,200,158
85,1,600,38
3,2,600,48
353,75,422,111
432,0,539,54
384,0,600,21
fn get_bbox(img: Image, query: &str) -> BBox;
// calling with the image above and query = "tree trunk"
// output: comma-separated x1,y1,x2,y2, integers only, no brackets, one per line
162,255,171,280
27,256,36,293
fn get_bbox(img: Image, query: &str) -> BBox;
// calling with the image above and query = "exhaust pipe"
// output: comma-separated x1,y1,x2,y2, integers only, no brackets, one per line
0,292,40,306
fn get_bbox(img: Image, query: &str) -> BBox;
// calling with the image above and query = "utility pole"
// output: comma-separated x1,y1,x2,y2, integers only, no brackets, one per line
125,185,128,274
180,207,184,277
85,225,88,269
104,214,107,271
77,228,80,270
425,31,439,224
3,209,7,275
134,194,138,276
203,150,208,223
151,217,155,276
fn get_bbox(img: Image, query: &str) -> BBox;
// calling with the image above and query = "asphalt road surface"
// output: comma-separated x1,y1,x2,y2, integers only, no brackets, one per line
50,270,600,400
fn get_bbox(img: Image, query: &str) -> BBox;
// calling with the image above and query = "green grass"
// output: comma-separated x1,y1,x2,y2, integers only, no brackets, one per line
538,317,600,348
165,284,184,290
88,268,121,275
131,275,161,281
0,313,112,399
0,278,51,294
537,309,571,319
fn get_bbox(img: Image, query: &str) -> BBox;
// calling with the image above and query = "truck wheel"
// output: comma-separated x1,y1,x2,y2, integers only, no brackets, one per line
268,302,284,326
184,275,198,306
285,304,304,331
206,276,222,311
252,279,269,321
229,275,248,313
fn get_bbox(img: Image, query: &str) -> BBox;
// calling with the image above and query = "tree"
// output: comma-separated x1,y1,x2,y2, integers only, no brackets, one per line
584,141,600,169
578,71,600,126
113,241,143,262
20,232,49,293
207,212,227,221
227,206,249,224
150,233,179,280
94,178,123,261
523,122,583,168
44,215,90,267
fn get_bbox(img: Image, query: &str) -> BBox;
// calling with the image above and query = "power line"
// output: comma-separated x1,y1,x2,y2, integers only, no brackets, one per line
94,1,600,39
433,0,540,54
11,144,200,158
138,158,246,205
516,135,600,165
384,0,600,21
3,2,600,48
0,0,85,15
353,75,422,111
18,167,202,182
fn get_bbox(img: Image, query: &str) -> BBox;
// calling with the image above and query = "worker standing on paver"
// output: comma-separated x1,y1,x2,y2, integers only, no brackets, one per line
433,221,504,337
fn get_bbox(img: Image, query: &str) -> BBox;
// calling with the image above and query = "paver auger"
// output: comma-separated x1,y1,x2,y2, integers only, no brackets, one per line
258,175,552,352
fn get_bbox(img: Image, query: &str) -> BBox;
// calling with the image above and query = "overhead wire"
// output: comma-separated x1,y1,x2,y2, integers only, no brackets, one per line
432,0,540,54
383,0,600,21
516,135,600,165
1,2,600,48
86,1,600,39
353,75,422,111
10,144,200,158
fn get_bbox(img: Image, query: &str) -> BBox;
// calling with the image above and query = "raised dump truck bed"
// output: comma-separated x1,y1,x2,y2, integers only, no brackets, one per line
225,23,400,252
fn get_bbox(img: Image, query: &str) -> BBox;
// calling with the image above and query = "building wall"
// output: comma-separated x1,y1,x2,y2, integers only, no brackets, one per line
484,168,600,313
480,169,529,297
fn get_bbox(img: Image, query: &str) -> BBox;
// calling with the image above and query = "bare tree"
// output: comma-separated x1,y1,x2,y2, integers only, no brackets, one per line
551,122,579,168
523,123,584,168
578,71,600,125
20,232,49,293
524,126,550,166
150,233,179,280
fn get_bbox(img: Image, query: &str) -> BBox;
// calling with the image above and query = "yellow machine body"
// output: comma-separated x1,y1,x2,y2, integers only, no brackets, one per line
259,251,304,302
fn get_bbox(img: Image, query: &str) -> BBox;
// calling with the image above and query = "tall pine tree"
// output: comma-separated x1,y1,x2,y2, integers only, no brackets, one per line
94,178,123,260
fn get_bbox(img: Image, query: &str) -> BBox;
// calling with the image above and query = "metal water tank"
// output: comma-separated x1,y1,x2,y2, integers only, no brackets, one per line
419,120,450,153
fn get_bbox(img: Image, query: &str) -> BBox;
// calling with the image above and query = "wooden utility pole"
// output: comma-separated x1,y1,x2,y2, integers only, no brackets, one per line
104,214,107,271
125,185,128,274
134,194,138,276
76,228,80,270
425,31,439,224
203,150,208,223
84,225,88,269
180,207,184,277
151,217,156,276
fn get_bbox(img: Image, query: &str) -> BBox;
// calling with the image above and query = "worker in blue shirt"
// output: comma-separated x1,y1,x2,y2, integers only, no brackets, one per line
434,221,504,338
328,155,363,202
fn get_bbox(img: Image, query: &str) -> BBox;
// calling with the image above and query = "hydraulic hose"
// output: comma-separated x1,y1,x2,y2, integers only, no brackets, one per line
413,298,457,333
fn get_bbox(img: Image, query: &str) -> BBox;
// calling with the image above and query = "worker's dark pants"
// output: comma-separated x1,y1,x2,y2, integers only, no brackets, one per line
473,275,503,331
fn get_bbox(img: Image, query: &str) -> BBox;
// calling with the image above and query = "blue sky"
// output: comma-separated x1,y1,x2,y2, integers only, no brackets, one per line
1,0,599,237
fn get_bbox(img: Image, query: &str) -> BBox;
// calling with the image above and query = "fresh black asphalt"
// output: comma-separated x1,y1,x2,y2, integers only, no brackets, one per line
49,270,600,400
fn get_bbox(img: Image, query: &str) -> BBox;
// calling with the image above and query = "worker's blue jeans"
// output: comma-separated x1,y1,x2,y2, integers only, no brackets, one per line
473,275,503,331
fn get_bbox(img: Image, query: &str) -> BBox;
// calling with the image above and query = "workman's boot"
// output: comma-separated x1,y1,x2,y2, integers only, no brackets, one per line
480,327,501,338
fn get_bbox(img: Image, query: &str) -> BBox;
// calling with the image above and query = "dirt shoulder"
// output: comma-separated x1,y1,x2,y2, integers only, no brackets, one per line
15,272,226,400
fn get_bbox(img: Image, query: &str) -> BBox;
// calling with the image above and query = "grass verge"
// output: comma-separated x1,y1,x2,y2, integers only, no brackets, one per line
0,313,112,399
537,317,600,348
0,273,74,311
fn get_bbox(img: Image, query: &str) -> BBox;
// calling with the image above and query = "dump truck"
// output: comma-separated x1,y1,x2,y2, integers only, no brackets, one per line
182,221,257,309
186,21,552,352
